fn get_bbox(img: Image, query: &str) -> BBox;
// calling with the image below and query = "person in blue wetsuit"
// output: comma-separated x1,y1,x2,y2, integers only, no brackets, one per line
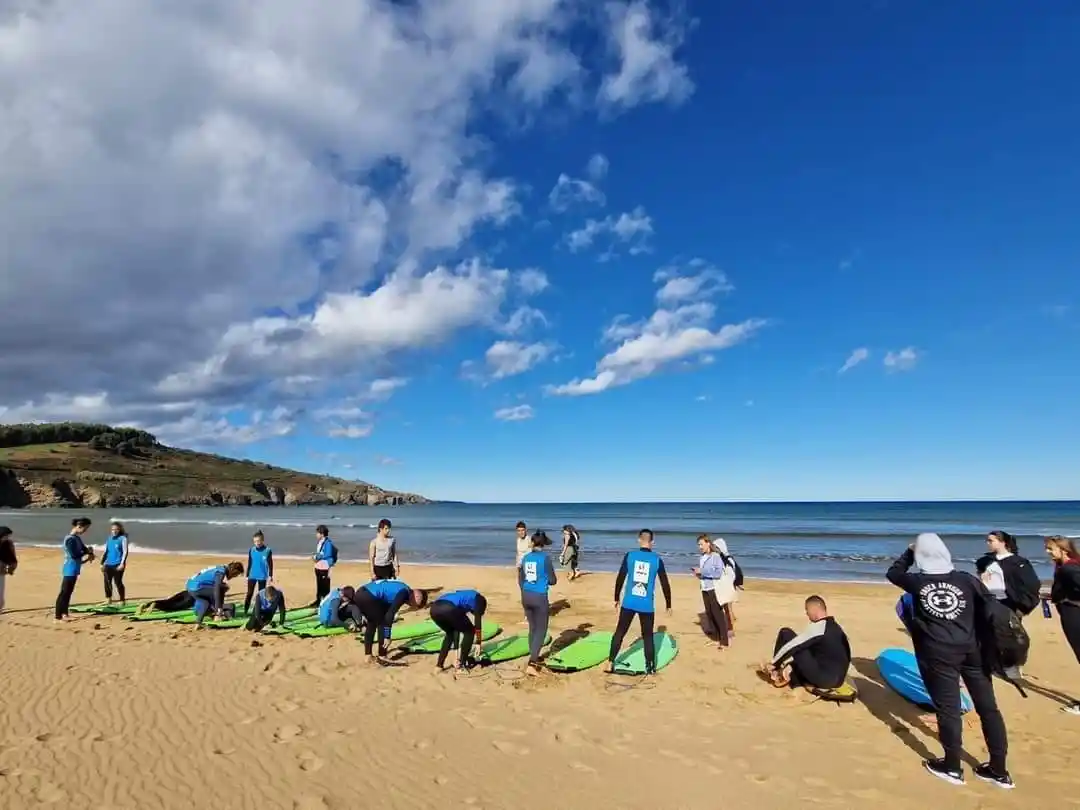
100,521,130,605
246,584,287,632
519,531,557,673
137,561,245,626
430,589,488,672
245,530,274,614
309,524,337,607
318,585,362,630
356,579,428,661
55,517,95,621
606,529,672,675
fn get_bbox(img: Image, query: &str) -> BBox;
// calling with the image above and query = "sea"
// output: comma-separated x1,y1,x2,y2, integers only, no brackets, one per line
2,501,1077,583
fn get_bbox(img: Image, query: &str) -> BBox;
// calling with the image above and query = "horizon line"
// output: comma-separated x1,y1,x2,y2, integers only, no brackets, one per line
432,497,1080,506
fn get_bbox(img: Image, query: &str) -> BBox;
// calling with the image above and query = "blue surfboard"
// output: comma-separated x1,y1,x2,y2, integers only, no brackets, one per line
876,647,974,713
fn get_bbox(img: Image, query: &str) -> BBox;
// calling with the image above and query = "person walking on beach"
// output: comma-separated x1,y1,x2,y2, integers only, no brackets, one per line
245,530,275,614
369,518,398,581
692,534,729,649
100,521,129,605
520,530,558,674
560,524,582,580
309,524,337,607
1044,535,1080,715
429,588,489,672
606,529,672,676
712,537,742,637
514,520,530,569
0,526,16,616
55,517,94,621
887,532,1014,789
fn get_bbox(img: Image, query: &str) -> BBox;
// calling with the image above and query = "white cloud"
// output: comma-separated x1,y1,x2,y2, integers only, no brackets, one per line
0,1,690,447
548,173,606,212
565,206,653,258
515,268,550,296
548,261,766,396
494,404,535,421
500,305,548,335
654,259,732,304
839,347,870,374
586,153,610,181
327,424,374,439
884,347,919,372
484,341,555,379
598,1,694,110
374,455,402,466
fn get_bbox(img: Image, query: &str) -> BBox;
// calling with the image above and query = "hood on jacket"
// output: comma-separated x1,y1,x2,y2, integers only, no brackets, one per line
914,532,954,575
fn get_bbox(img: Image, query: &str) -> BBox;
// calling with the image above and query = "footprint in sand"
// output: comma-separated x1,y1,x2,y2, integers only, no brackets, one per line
274,725,303,743
293,796,330,810
433,775,450,786
272,699,300,713
298,751,324,773
34,733,54,744
33,781,67,804
413,738,432,752
569,762,597,774
491,739,530,756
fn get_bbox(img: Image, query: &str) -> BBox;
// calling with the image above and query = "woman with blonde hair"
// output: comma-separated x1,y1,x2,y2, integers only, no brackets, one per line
1045,535,1080,715
692,534,729,649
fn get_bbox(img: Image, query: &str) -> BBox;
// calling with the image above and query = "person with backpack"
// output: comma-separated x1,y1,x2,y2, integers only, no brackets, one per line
712,537,743,637
975,530,1041,680
886,533,1013,789
309,524,338,607
1044,536,1080,715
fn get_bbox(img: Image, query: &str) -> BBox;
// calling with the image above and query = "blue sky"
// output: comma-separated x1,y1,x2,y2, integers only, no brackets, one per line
3,2,1078,502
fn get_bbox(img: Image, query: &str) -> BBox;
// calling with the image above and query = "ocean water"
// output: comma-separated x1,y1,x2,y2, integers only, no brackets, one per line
1,501,1077,583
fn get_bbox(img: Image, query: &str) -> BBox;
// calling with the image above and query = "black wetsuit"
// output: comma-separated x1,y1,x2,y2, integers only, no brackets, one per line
247,589,286,631
355,585,411,655
430,592,488,668
771,617,851,689
887,548,1008,774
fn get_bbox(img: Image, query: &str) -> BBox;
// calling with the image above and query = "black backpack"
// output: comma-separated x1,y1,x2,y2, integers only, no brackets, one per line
1002,556,1042,616
330,544,340,565
980,597,1030,697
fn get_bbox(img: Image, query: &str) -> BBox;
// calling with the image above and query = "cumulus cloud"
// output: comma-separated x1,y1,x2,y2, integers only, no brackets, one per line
494,404,535,421
485,341,555,379
598,1,695,110
654,259,732,304
548,152,610,212
565,206,653,258
884,347,919,372
586,153,610,181
0,1,690,446
839,347,870,374
547,261,766,395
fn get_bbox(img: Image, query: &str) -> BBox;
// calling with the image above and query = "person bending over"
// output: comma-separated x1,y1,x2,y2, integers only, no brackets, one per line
355,579,428,662
887,532,1013,789
762,595,851,690
138,562,245,628
606,529,672,675
245,530,274,614
318,586,362,630
430,589,488,672
246,584,287,632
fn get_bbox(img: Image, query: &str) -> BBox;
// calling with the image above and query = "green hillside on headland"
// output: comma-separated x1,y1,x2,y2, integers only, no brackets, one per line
0,422,427,509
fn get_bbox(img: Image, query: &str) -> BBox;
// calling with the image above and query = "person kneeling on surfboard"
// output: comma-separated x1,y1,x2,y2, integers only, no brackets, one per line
137,561,245,627
761,595,851,690
246,584,287,632
355,580,428,663
606,529,672,675
318,586,362,631
886,533,1014,790
430,589,488,672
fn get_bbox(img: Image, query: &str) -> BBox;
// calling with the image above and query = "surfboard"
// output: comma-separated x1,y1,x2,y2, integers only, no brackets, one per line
70,603,140,615
170,607,316,628
480,633,549,664
294,622,355,638
544,631,614,672
612,632,678,675
127,608,193,622
262,616,322,636
401,624,501,654
390,619,442,640
875,647,974,713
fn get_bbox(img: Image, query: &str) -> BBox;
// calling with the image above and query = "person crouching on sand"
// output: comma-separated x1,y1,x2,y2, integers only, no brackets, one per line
692,534,729,649
759,595,851,690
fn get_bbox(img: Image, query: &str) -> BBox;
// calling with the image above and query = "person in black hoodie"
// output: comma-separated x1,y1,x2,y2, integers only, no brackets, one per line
1045,536,1080,715
886,532,1013,789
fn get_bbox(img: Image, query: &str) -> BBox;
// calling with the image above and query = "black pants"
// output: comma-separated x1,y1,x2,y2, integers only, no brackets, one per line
103,565,126,601
55,575,78,619
917,646,1008,773
153,590,196,613
431,600,475,668
521,591,549,664
1059,603,1080,665
246,600,275,631
372,564,395,580
312,569,331,605
609,607,656,672
771,627,839,688
244,579,266,613
325,601,362,629
355,590,393,655
701,589,729,646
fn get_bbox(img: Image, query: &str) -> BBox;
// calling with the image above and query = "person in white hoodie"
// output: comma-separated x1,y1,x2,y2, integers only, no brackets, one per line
712,537,742,636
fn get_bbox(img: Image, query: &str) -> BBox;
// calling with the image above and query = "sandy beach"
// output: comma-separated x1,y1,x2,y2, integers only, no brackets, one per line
1,549,1077,810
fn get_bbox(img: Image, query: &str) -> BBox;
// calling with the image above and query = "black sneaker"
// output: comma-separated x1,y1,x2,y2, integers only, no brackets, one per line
973,763,1015,790
1062,701,1080,716
922,758,964,786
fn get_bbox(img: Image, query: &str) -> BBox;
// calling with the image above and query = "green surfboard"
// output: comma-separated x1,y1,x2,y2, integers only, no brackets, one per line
480,632,549,664
544,631,614,672
401,624,501,654
170,607,316,628
390,619,442,640
70,603,140,615
262,616,322,636
127,608,193,622
612,632,678,675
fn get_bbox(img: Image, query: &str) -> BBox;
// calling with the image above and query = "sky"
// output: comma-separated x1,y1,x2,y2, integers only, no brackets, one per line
1,1,1078,503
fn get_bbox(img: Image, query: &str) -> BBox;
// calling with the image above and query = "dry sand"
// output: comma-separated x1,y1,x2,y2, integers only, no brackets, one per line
1,548,1077,810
